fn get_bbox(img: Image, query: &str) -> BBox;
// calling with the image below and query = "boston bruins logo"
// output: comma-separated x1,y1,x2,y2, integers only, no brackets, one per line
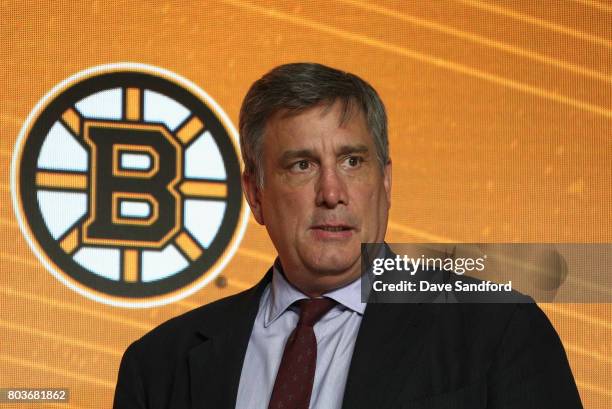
11,63,248,307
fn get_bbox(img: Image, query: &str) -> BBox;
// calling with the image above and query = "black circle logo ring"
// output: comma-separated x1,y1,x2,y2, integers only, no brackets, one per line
12,63,248,308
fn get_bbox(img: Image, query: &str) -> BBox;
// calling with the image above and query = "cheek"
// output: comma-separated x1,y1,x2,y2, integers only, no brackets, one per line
355,184,381,206
354,186,388,224
262,188,308,224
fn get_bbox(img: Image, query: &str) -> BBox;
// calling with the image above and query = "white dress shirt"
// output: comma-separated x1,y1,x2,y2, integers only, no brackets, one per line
235,262,366,409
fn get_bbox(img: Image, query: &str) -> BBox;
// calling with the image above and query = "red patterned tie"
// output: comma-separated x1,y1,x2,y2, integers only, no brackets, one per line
267,297,337,409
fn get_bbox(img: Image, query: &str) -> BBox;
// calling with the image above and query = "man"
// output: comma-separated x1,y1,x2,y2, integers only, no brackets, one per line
114,63,582,408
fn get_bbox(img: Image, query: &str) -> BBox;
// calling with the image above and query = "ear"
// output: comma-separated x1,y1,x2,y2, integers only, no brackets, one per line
383,159,392,207
242,172,265,225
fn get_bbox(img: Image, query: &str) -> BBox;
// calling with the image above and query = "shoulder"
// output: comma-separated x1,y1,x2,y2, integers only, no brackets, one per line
417,300,564,371
123,285,258,365
425,301,573,378
439,300,556,342
114,278,270,408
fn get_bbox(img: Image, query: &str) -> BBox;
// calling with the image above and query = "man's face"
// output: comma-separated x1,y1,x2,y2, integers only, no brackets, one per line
243,100,391,296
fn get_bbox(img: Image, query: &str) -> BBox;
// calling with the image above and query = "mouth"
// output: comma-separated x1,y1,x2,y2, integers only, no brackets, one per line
314,225,352,231
310,224,355,239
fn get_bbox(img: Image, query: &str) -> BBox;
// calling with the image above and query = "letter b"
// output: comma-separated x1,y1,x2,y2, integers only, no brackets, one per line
83,122,181,248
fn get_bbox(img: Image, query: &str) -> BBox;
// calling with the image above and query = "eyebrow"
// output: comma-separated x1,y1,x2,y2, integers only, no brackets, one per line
337,144,369,156
279,144,370,163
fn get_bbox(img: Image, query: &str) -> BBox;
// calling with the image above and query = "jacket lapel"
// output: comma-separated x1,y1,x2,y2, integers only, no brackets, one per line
342,245,436,409
188,269,273,409
341,301,432,409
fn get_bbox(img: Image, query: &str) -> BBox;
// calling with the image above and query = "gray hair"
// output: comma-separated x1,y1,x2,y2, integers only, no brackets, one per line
239,63,389,188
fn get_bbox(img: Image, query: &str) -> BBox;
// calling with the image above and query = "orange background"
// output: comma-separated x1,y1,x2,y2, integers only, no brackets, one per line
1,1,610,408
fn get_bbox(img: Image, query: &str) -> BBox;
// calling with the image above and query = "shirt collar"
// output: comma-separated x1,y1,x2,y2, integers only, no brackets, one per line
264,258,367,327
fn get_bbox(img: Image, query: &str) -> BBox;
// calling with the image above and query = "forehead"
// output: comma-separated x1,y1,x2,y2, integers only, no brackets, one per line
264,101,373,151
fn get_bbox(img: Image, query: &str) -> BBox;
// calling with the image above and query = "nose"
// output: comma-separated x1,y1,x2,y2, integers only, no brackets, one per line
315,166,349,208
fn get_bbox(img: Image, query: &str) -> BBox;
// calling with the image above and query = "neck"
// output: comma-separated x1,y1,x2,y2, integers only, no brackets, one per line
276,261,361,298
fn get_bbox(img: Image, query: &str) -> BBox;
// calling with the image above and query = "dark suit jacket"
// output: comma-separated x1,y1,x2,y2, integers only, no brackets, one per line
113,268,583,409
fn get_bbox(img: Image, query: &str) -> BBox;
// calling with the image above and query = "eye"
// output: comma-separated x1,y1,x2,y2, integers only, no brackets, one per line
291,160,312,172
343,155,363,168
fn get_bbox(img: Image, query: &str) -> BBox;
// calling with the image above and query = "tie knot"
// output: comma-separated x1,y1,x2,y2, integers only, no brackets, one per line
296,297,337,327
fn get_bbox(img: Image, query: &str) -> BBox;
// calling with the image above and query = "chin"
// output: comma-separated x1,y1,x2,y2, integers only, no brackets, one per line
303,247,360,276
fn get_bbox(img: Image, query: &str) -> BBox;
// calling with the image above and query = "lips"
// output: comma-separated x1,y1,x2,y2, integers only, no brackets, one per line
310,224,355,239
315,225,351,231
